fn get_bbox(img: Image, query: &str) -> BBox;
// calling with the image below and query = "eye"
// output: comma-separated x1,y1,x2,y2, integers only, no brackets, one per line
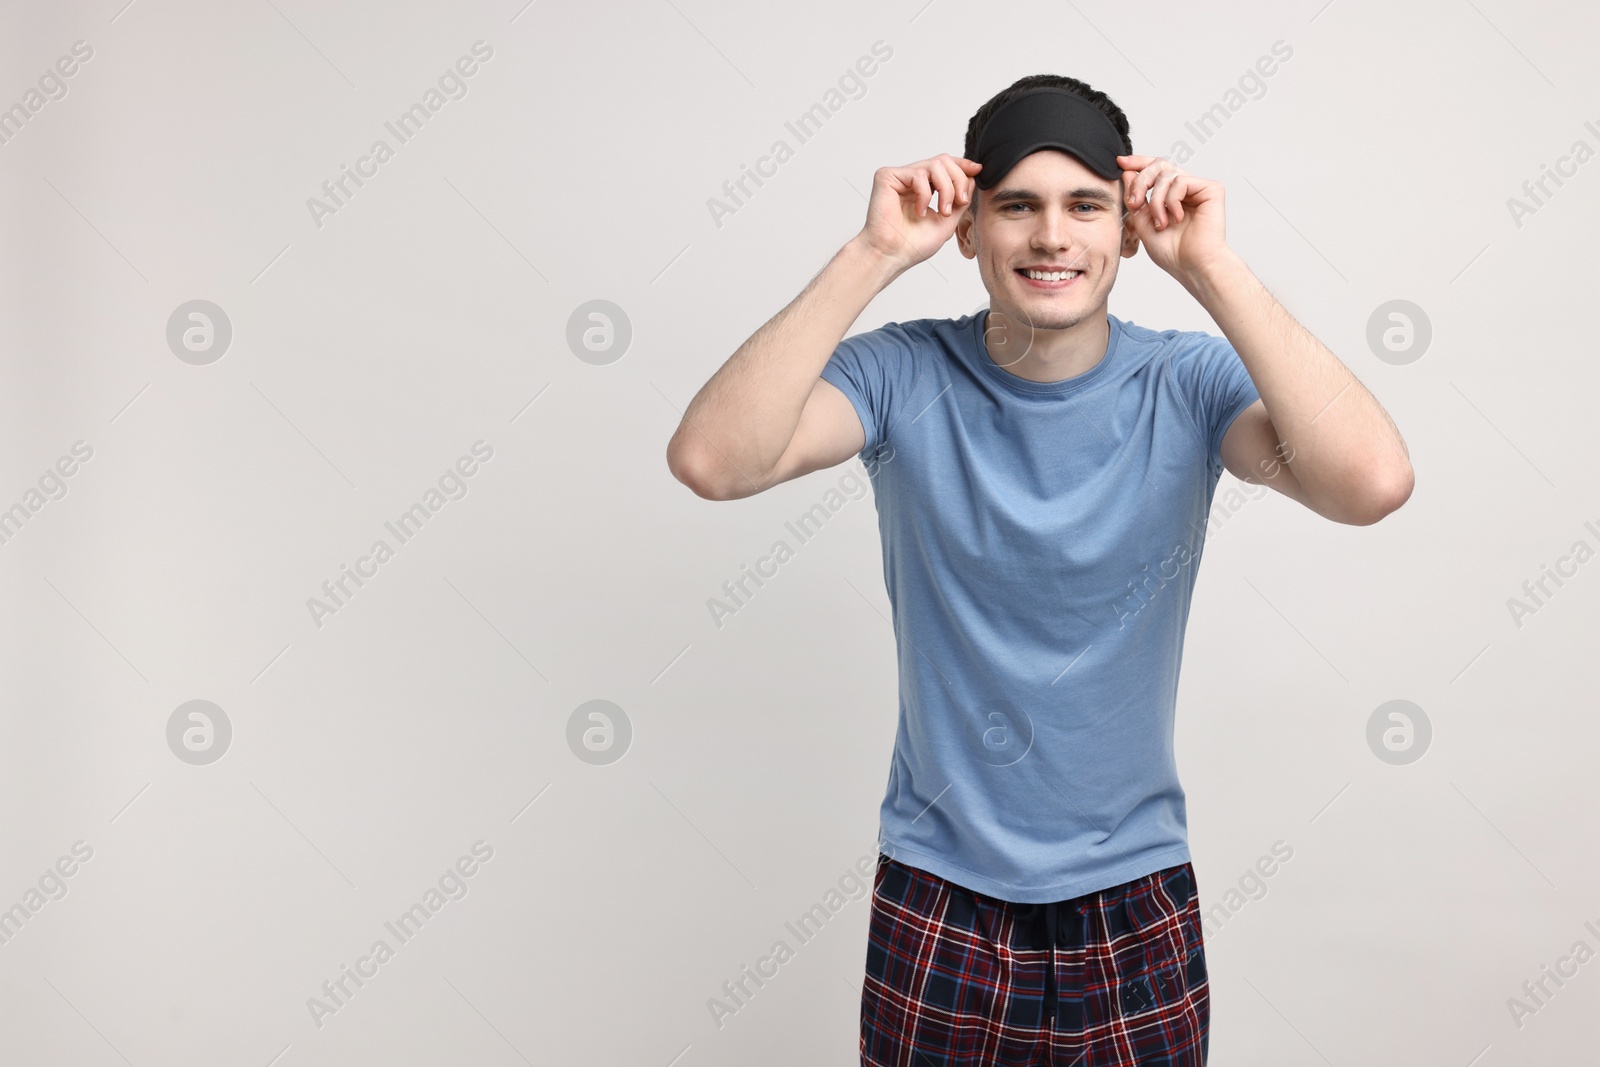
1073,203,1100,213
1002,203,1031,213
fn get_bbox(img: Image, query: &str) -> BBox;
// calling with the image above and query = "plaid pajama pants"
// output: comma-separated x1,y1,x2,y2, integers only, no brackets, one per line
861,852,1209,1066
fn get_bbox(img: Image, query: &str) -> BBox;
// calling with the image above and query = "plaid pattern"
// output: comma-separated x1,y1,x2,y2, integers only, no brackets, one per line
861,852,1209,1066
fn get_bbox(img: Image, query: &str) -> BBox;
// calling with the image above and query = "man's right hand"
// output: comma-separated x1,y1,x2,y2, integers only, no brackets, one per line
856,154,983,272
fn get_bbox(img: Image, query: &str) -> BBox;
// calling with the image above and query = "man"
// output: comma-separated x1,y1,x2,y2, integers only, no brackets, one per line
666,74,1412,1066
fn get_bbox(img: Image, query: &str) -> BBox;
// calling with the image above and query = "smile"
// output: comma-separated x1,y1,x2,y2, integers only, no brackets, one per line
1016,268,1082,287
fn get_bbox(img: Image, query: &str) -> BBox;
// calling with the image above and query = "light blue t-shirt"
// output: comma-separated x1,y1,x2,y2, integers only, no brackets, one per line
820,309,1260,903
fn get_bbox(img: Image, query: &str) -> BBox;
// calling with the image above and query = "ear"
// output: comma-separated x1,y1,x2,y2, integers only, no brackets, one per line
955,202,978,260
1119,173,1141,258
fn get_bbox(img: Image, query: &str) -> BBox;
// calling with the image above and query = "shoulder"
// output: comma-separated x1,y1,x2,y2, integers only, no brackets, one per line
1116,317,1247,397
833,314,970,371
1112,313,1220,365
859,314,971,347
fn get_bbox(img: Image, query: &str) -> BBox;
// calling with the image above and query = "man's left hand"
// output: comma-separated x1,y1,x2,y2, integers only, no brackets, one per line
1117,154,1232,285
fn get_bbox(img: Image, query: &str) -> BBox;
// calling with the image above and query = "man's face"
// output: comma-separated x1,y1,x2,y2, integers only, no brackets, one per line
955,148,1139,332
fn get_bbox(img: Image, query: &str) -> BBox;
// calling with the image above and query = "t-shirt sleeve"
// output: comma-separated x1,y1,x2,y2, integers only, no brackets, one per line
1168,331,1261,473
819,321,923,457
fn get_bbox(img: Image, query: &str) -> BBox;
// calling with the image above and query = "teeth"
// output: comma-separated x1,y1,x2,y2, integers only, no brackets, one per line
1023,269,1081,281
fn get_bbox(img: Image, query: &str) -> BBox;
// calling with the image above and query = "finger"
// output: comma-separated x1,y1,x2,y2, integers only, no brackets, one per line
1160,174,1192,227
866,175,911,240
884,166,917,197
1142,159,1178,202
911,169,933,216
1117,154,1159,167
1130,199,1156,237
880,170,917,223
937,155,968,198
927,161,956,216
1165,177,1187,225
941,155,976,211
1128,164,1160,210
1151,169,1181,227
884,165,920,209
1150,172,1169,226
864,182,915,254
872,168,921,241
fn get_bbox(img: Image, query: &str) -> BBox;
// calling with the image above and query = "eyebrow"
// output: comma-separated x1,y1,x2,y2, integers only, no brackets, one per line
990,186,1118,206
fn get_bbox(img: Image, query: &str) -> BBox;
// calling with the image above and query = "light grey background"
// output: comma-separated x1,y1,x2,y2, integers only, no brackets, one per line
1,0,1596,1063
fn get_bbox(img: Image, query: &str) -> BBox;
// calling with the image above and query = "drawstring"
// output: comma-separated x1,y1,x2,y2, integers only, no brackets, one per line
1016,899,1069,1027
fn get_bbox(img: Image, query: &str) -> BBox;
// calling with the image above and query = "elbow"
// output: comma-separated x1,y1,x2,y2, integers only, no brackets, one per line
684,475,729,501
1386,463,1416,512
1370,462,1415,522
1343,464,1415,526
666,438,728,501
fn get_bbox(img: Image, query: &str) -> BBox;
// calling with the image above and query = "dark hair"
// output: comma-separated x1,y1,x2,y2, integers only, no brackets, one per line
964,74,1132,213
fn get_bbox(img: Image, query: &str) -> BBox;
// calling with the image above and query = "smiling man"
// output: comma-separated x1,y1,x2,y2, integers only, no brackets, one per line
666,74,1412,1066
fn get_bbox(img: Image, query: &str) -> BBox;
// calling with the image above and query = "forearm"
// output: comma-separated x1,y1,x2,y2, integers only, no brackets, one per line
669,235,902,495
1182,251,1414,520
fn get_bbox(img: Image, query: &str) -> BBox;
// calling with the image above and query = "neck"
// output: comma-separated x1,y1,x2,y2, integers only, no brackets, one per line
983,306,1110,384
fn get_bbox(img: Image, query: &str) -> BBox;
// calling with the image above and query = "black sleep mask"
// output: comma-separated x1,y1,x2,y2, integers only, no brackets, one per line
973,87,1125,189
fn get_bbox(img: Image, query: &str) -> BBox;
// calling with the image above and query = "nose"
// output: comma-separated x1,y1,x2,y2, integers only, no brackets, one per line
1032,203,1071,254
